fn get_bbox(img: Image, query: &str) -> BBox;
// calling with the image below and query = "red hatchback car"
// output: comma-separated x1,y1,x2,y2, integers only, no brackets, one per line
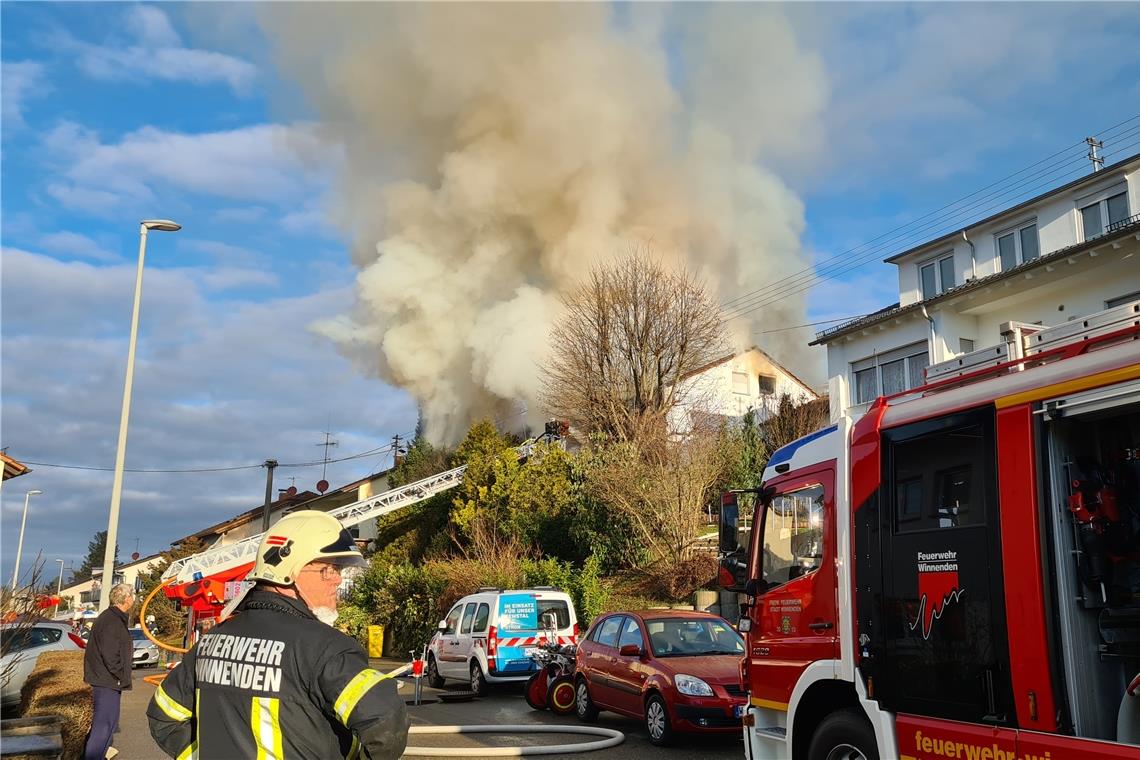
574,610,746,746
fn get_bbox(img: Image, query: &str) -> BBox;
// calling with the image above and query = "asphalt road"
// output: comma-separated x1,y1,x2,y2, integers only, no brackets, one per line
116,660,745,759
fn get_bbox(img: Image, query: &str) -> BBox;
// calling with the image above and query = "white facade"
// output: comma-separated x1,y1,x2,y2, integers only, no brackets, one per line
817,154,1140,421
58,553,164,614
670,347,818,433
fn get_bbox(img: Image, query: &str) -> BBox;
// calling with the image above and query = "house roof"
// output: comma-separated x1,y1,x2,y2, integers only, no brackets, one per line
2,451,30,481
174,490,320,545
884,151,1140,265
811,214,1140,346
683,346,819,398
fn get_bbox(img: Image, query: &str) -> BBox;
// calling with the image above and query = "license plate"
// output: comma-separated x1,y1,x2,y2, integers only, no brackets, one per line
733,704,745,719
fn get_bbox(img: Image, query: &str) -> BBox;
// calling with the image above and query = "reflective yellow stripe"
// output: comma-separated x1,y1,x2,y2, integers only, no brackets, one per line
154,682,193,722
750,696,789,711
346,736,361,760
333,669,389,725
251,696,284,760
995,363,1140,408
176,740,198,760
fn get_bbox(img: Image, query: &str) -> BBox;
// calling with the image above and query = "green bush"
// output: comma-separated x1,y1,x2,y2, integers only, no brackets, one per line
520,555,608,627
348,559,448,654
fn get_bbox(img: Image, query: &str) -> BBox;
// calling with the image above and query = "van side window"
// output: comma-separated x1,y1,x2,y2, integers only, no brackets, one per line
472,603,490,633
460,603,477,634
596,616,624,648
443,605,463,635
893,423,986,532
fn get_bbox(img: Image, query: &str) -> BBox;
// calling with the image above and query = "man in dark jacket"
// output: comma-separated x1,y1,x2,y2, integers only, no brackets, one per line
148,511,409,759
83,583,135,760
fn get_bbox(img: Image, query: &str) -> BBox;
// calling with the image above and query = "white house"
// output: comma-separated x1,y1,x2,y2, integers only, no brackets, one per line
57,552,165,615
813,151,1140,420
670,347,819,433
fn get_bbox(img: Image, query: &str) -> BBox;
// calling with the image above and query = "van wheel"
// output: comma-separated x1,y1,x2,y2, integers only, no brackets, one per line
575,677,598,722
469,661,488,697
426,654,445,689
645,694,673,747
807,709,879,760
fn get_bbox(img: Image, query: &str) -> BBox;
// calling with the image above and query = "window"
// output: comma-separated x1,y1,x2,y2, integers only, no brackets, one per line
892,423,987,532
760,484,825,588
919,253,955,299
996,222,1038,271
852,343,929,404
731,370,749,395
460,603,477,634
472,603,490,633
758,374,776,395
1106,290,1140,309
1080,188,1129,240
959,338,975,354
595,616,623,648
535,599,571,630
617,618,644,650
0,627,61,652
442,605,463,635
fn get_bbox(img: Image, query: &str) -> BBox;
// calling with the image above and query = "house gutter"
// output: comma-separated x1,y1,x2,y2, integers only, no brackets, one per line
920,304,938,364
962,231,977,281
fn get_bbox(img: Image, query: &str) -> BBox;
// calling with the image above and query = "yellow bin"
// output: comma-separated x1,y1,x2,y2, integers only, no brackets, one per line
367,625,385,658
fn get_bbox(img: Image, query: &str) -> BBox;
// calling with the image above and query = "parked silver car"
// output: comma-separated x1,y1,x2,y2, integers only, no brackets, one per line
130,627,160,668
1,622,85,707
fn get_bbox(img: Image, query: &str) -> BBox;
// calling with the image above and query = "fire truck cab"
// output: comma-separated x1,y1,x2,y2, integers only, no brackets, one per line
720,300,1140,760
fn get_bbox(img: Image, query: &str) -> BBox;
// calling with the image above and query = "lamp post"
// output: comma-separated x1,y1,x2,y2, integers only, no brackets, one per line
98,219,181,611
54,559,65,616
10,489,43,592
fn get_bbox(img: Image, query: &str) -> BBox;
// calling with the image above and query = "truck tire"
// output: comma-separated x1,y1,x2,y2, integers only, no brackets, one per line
807,708,879,760
426,654,445,689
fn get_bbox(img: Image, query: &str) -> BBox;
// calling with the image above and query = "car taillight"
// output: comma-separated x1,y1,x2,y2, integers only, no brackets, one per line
68,632,86,649
572,623,579,641
487,626,498,656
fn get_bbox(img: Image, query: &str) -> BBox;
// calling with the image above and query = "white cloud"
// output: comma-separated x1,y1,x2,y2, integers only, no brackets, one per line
43,121,333,214
37,231,121,262
1,60,49,128
0,246,416,583
195,267,279,291
64,6,257,93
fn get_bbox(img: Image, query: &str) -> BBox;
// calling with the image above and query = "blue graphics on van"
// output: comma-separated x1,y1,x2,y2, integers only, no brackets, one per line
497,594,540,673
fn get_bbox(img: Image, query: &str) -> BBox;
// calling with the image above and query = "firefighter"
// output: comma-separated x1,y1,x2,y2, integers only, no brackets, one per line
146,510,409,759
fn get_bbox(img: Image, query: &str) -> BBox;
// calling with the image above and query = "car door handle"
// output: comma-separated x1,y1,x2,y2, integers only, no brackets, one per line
808,621,834,630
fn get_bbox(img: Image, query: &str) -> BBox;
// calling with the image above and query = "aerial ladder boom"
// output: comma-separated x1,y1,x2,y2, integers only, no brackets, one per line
163,441,538,586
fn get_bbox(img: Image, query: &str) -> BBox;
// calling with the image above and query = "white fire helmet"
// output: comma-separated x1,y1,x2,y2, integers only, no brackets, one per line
249,510,366,586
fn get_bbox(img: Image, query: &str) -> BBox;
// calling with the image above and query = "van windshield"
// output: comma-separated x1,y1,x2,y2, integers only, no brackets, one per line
497,596,571,632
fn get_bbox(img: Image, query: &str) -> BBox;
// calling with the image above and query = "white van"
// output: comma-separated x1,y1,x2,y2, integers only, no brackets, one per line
425,586,578,696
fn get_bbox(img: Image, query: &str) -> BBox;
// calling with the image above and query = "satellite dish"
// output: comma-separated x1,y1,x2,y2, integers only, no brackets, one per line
286,486,298,497
131,552,140,561
317,479,329,493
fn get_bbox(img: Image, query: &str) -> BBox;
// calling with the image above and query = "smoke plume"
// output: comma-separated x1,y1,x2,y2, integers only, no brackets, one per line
260,4,828,442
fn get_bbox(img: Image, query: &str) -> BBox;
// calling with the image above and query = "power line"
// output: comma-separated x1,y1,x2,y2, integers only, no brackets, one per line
719,114,1140,323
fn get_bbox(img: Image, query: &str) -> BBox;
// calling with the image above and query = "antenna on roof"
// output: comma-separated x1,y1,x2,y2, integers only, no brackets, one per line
1086,136,1104,172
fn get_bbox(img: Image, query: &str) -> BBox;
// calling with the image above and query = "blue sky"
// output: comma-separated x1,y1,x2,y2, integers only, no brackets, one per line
3,2,1139,589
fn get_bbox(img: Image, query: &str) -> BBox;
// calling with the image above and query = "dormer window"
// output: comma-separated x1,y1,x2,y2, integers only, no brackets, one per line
919,253,955,300
996,221,1038,271
1079,187,1129,241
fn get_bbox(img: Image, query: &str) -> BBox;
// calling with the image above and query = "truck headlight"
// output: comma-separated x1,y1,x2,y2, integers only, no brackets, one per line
675,674,714,697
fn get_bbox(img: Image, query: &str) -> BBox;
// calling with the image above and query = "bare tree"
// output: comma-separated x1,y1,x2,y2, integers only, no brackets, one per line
543,248,725,441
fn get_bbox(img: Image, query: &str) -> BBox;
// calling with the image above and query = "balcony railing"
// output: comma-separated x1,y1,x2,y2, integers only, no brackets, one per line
1106,213,1140,234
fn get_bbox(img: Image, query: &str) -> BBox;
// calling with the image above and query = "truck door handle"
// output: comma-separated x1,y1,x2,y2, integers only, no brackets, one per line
808,621,834,630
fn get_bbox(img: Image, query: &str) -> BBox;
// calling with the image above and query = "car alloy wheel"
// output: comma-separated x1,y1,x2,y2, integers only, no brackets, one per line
575,678,598,722
645,694,673,747
469,661,487,697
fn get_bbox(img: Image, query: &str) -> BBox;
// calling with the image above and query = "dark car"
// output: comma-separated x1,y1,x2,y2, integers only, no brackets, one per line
574,610,746,746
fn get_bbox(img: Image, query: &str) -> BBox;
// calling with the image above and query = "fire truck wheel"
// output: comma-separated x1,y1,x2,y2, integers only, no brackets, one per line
547,674,577,716
645,693,674,747
426,654,445,689
469,660,488,697
575,677,599,722
807,709,879,760
525,671,549,710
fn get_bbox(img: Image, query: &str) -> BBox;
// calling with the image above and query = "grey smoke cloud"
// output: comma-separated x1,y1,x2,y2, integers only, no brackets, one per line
259,4,828,442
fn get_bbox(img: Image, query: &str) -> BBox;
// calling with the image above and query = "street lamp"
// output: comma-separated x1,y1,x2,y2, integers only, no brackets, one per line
10,489,43,592
98,219,181,610
54,559,65,617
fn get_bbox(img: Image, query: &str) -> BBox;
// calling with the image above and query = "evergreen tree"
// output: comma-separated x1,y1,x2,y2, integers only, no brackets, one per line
72,531,118,584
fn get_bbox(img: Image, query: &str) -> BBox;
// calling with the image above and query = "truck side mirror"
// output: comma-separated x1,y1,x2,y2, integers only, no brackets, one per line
719,493,740,555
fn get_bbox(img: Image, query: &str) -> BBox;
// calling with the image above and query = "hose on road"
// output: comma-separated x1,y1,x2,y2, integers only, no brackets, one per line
403,724,625,756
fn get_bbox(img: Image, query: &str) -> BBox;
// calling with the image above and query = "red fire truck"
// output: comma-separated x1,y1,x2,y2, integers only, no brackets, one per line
719,300,1140,760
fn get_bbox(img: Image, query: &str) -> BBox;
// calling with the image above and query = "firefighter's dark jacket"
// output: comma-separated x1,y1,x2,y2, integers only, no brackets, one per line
83,606,133,691
147,588,408,759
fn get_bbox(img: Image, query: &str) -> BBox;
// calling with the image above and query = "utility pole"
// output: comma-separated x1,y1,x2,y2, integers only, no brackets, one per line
261,459,278,532
392,434,403,468
1086,136,1104,172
